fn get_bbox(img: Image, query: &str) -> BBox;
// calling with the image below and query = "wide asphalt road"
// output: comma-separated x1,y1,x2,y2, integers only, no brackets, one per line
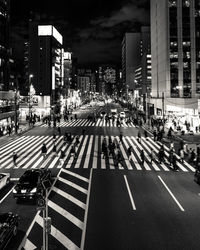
84,170,200,250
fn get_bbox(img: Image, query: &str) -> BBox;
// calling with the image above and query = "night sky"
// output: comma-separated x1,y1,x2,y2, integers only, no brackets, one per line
10,0,150,66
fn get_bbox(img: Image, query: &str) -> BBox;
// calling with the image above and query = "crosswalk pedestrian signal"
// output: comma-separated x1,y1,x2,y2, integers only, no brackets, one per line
45,217,51,234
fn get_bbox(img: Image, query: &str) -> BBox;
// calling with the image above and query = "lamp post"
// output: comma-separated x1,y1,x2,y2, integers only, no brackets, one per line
29,74,33,122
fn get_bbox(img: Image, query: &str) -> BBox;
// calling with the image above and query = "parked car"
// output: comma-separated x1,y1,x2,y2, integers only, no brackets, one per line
0,173,10,191
124,108,129,112
0,212,19,249
13,169,52,201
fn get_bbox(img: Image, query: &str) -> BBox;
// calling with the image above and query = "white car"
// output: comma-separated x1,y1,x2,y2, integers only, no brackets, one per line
120,111,126,119
81,106,86,110
0,173,10,190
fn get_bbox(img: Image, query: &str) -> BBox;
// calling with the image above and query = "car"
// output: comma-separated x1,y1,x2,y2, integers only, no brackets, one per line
13,169,52,201
0,173,10,190
100,111,106,118
0,212,19,250
81,106,86,110
194,170,200,184
119,111,126,119
124,108,129,112
111,111,118,119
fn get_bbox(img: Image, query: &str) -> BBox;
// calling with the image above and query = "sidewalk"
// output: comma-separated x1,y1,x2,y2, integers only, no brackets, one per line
142,122,200,161
0,121,42,146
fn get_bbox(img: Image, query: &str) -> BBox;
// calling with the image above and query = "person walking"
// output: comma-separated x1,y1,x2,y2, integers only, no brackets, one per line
150,149,156,164
41,143,47,159
53,133,56,143
169,148,174,167
52,143,57,156
153,129,157,141
13,151,18,166
140,149,145,166
158,146,165,164
116,149,123,167
127,145,132,160
172,153,178,171
57,126,61,136
119,132,123,144
59,149,65,165
69,145,76,159
144,130,148,140
7,125,12,136
189,149,196,164
137,131,141,143
179,148,184,163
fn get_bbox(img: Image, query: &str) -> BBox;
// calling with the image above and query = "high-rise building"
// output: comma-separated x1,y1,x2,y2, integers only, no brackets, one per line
0,0,18,134
134,27,151,97
121,33,141,92
28,22,63,116
151,0,200,117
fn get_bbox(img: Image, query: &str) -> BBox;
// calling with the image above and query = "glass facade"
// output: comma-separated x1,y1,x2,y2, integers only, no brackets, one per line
182,0,191,97
0,0,9,91
169,0,179,97
195,0,200,93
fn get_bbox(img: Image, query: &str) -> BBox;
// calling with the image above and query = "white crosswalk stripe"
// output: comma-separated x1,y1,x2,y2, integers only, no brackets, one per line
40,118,136,128
0,134,196,172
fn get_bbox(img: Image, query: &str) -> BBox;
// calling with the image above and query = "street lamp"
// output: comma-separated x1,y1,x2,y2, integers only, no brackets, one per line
29,74,34,122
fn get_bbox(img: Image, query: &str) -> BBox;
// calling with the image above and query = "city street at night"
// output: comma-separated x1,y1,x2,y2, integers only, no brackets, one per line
0,103,199,249
1,0,200,249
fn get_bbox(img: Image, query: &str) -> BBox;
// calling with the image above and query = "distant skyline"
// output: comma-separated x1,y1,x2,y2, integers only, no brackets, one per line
10,0,150,66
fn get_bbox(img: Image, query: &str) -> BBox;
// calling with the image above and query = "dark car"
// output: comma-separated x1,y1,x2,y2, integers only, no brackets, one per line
13,169,52,201
0,212,19,250
194,170,200,184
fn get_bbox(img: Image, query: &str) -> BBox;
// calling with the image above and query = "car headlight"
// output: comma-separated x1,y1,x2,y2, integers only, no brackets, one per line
30,188,37,193
13,189,17,194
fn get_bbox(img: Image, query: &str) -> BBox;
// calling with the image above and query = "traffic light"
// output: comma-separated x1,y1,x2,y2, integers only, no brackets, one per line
45,217,51,234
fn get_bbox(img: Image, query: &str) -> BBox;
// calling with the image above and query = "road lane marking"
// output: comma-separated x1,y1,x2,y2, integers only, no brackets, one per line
23,238,37,250
58,176,88,194
48,200,84,229
93,136,98,168
74,135,88,168
36,214,80,250
124,175,136,211
61,169,89,183
131,137,151,170
126,137,142,170
52,186,86,209
0,186,14,204
81,168,93,250
158,175,185,212
84,135,93,168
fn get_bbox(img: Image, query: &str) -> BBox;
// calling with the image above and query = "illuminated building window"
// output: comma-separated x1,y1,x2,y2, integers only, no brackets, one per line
183,0,190,7
169,0,177,7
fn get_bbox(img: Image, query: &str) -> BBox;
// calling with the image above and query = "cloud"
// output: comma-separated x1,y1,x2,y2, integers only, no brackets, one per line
91,0,149,28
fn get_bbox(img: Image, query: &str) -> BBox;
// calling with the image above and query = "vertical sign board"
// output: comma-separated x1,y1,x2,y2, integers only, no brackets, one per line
52,66,55,90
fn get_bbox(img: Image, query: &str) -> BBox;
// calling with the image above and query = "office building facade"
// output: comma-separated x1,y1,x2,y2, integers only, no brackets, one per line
122,33,141,92
151,0,200,116
0,0,18,134
28,23,63,116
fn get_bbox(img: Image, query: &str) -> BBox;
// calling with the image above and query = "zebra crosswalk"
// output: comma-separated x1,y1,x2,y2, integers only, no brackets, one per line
40,118,136,128
0,134,196,172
